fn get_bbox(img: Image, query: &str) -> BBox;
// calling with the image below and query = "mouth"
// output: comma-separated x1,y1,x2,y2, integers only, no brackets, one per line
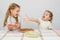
14,14,18,17
16,14,18,16
43,16,45,18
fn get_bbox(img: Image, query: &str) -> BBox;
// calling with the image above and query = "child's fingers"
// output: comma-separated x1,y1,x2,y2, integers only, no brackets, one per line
23,18,29,23
15,24,19,28
25,14,29,18
24,14,30,23
24,18,29,21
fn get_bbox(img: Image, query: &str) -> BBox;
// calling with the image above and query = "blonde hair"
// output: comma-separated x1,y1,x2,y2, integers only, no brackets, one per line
3,3,20,27
45,10,53,22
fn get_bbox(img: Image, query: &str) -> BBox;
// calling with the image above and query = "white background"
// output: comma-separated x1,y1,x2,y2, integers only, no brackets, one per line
0,0,60,30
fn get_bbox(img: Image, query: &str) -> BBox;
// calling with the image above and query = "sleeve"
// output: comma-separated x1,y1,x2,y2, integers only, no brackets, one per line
38,18,42,23
7,17,17,27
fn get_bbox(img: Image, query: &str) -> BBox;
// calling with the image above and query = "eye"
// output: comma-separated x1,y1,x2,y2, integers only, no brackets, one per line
46,14,48,16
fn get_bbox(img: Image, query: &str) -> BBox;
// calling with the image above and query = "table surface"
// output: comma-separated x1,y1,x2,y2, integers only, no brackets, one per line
0,29,60,40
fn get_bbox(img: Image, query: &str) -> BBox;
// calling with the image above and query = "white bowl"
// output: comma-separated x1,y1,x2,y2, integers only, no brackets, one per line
25,31,40,38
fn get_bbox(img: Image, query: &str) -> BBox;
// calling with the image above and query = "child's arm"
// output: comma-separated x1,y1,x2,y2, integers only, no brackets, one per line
24,14,40,24
25,18,40,24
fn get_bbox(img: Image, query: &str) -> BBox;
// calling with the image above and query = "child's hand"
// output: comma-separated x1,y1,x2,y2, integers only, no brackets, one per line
23,14,30,23
24,18,29,21
15,24,20,29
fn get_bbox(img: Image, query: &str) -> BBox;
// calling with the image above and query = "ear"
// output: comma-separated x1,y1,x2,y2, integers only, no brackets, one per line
10,9,13,13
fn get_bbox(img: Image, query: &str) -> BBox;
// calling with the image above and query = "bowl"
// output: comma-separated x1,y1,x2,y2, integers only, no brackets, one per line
25,31,40,38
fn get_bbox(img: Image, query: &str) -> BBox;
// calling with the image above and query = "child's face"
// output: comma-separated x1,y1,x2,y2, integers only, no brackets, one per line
10,7,20,17
42,11,51,21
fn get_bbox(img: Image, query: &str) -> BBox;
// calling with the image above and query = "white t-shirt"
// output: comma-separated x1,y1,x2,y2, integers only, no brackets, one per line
7,16,21,27
38,18,53,30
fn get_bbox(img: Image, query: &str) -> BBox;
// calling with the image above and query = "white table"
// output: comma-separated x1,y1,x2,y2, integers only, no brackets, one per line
40,29,60,40
0,30,60,40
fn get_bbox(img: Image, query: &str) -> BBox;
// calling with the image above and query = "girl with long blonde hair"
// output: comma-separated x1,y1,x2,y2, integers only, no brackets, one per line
3,3,21,31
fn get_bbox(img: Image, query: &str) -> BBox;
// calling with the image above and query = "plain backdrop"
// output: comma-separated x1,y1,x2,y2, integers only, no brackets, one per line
0,0,60,30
